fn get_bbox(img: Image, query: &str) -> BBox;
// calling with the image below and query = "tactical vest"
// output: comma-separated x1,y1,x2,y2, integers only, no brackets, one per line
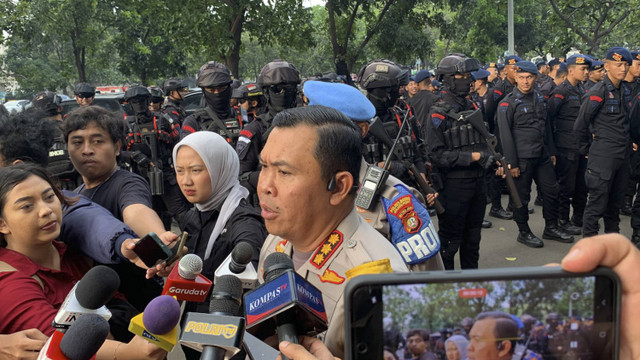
363,108,417,164
432,105,489,153
47,133,81,190
125,114,172,170
194,107,242,147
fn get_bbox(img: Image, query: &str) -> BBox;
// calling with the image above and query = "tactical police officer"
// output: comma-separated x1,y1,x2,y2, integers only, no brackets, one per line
539,58,562,98
160,78,189,130
408,69,440,127
548,54,592,235
574,47,634,237
236,59,301,201
425,53,492,269
147,86,164,112
484,56,521,135
180,61,242,144
621,51,640,217
123,85,190,227
73,82,95,106
232,82,265,125
584,58,605,91
357,59,427,188
497,61,574,247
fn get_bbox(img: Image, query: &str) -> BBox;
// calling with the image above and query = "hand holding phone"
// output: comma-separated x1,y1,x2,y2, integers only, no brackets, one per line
132,232,173,268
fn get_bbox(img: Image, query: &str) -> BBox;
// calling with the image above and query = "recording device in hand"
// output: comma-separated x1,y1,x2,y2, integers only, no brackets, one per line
38,314,109,360
214,242,258,289
179,275,246,360
132,232,173,268
52,265,119,330
244,252,327,360
128,295,181,351
162,253,213,302
344,267,620,360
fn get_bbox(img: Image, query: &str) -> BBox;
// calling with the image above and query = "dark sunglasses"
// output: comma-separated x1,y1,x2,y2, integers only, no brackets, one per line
76,93,94,99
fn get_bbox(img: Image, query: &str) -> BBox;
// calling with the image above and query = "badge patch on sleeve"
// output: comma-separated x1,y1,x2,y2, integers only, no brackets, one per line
382,185,440,265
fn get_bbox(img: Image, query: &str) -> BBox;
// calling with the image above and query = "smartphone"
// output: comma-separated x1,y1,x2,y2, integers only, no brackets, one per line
132,232,173,268
165,231,188,266
344,267,620,360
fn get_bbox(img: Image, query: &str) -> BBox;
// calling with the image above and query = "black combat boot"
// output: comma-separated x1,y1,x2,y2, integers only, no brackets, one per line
543,224,574,243
558,219,582,235
517,231,544,248
489,206,513,220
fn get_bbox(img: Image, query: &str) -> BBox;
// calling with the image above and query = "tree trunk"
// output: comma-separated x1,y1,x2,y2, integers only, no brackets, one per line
226,11,245,79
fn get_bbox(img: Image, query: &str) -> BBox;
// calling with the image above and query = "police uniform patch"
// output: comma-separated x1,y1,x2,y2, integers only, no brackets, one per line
508,59,517,65
387,195,422,234
613,53,623,62
375,64,389,73
275,240,287,253
576,57,585,64
310,231,343,269
318,269,345,284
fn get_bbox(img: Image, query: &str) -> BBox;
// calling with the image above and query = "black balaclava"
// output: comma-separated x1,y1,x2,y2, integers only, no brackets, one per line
265,86,297,115
130,97,150,115
443,75,472,98
367,87,400,115
203,86,232,118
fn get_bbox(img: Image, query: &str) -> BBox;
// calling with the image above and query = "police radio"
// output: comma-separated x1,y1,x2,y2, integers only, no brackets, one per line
355,165,389,210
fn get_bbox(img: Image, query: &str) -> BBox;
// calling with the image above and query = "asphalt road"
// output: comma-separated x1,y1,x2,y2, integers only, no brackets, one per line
465,193,634,269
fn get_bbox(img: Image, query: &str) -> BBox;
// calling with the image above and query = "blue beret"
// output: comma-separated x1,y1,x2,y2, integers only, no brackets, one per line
589,59,604,71
504,55,522,65
432,79,442,88
303,80,375,123
535,61,547,68
558,63,568,72
414,70,432,84
485,62,498,69
548,58,562,67
632,51,640,62
409,75,416,82
566,54,591,67
471,69,491,81
515,61,538,75
605,47,632,64
496,64,505,71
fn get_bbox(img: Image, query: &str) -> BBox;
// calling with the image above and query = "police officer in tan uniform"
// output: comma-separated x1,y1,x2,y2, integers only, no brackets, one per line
257,105,409,358
301,80,444,272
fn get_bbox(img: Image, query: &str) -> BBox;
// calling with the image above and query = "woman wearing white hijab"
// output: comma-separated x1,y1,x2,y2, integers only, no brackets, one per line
445,334,469,360
172,131,266,316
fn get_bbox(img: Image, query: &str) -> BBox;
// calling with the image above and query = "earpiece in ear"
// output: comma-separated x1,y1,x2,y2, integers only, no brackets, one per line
327,174,337,191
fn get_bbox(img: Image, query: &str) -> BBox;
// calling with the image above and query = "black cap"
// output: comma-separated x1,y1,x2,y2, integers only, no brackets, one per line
74,83,95,96
32,91,61,115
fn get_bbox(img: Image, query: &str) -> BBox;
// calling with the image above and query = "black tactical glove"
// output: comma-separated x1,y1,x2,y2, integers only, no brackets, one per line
132,150,151,168
477,152,496,170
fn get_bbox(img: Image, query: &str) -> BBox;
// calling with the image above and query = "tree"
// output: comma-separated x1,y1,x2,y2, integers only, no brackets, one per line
548,0,635,54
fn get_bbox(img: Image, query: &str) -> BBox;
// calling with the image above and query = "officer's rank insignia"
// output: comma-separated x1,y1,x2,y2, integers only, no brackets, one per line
318,269,345,284
275,240,287,253
310,231,343,269
508,59,517,65
387,195,422,234
613,53,623,62
576,57,585,64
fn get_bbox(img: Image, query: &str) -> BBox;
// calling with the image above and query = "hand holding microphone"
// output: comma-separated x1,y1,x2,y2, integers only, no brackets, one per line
162,253,212,303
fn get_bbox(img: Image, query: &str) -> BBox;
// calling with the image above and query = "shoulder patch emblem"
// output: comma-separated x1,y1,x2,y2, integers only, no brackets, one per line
275,240,287,253
240,129,253,139
318,269,345,284
554,94,565,100
590,96,603,103
310,231,343,269
387,195,422,233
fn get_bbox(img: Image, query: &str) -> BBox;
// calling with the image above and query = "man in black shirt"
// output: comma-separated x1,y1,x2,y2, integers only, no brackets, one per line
574,47,634,237
498,61,573,247
548,55,591,235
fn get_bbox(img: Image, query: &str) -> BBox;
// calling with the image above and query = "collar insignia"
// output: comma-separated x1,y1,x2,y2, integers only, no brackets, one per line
310,231,343,269
318,269,345,284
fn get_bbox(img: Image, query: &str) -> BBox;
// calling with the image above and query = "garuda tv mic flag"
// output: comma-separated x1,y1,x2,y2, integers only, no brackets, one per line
162,253,212,302
180,275,246,360
52,265,119,330
38,314,109,360
214,241,258,289
244,253,328,348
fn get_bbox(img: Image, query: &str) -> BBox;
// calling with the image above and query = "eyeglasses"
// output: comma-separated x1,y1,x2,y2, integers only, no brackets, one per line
270,84,297,94
76,93,94,99
128,98,146,104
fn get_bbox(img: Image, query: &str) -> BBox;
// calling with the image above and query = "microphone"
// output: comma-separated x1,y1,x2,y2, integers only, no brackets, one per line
38,314,109,360
244,252,328,358
214,242,258,289
128,295,181,351
180,275,246,360
162,253,213,302
52,265,119,330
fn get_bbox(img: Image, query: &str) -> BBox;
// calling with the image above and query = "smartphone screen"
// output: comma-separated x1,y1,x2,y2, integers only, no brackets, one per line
345,268,619,360
133,232,172,268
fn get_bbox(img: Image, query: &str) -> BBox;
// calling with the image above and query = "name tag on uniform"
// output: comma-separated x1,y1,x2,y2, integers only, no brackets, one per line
382,185,440,265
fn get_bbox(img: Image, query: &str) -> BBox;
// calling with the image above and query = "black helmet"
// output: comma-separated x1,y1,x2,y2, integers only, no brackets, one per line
32,91,61,115
162,78,187,93
124,85,151,101
398,66,412,86
148,86,164,102
357,59,403,89
196,61,233,88
257,60,301,87
436,53,481,79
73,82,95,96
232,82,263,99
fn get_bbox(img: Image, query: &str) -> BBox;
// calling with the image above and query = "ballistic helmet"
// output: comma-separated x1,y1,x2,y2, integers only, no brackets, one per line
196,61,233,88
436,53,481,80
357,59,403,89
257,60,301,87
123,85,150,101
162,78,187,93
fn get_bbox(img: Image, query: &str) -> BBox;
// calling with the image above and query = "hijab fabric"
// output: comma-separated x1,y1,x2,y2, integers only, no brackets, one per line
445,334,469,360
172,131,249,260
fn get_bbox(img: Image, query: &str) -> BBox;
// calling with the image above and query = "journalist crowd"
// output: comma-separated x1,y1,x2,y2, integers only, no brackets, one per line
1,47,640,360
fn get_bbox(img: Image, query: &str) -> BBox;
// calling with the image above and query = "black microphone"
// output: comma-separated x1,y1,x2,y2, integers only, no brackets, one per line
38,314,109,360
244,253,328,360
214,242,258,289
52,265,120,330
179,275,246,360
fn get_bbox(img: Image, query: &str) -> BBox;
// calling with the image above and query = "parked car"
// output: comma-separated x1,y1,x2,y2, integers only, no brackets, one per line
4,100,31,114
182,90,204,116
61,93,125,118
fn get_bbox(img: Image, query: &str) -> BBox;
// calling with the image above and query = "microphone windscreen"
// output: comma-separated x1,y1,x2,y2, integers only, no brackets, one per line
209,275,243,315
231,242,254,265
142,295,181,335
178,254,203,280
60,314,109,360
76,265,120,309
263,252,294,282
